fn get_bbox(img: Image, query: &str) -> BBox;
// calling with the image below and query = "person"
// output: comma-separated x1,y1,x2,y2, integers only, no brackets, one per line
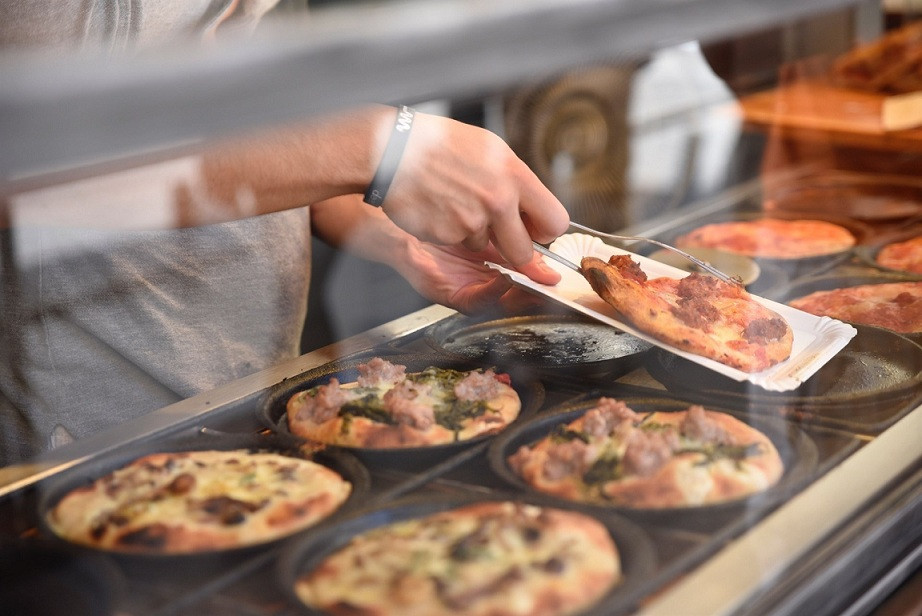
0,1,570,465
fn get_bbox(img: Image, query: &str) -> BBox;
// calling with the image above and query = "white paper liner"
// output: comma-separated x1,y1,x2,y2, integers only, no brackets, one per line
487,233,857,392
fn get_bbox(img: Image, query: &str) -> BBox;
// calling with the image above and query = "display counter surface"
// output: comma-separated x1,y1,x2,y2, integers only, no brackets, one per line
2,185,921,616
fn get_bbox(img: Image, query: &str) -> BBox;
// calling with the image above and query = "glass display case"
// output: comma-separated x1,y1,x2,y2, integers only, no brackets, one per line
1,1,920,614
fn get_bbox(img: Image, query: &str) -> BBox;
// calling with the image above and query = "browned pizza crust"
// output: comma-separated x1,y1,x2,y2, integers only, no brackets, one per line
581,255,793,372
47,450,352,554
293,501,620,616
286,358,521,448
508,398,784,508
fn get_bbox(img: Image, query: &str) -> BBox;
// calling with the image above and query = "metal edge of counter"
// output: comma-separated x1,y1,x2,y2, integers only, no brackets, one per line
0,303,457,501
0,0,869,186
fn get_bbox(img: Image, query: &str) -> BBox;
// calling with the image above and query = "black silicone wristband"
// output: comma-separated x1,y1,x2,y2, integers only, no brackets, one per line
363,106,416,207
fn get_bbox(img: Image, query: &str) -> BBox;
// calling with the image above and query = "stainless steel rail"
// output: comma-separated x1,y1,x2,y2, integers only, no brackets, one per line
0,0,871,190
0,303,456,500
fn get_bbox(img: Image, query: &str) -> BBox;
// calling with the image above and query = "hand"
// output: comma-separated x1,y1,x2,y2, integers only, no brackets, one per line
379,110,570,268
311,195,562,315
396,240,562,315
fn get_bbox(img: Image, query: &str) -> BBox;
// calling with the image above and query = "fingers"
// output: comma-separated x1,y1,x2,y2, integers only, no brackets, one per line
451,274,513,314
481,157,570,268
515,251,562,286
488,205,535,267
498,287,552,314
461,228,491,253
514,159,571,244
381,113,569,269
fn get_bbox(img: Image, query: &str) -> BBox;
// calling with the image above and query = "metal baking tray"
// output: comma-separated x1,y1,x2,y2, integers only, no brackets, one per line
1,180,919,615
0,338,867,616
423,312,653,378
646,325,922,433
764,172,922,223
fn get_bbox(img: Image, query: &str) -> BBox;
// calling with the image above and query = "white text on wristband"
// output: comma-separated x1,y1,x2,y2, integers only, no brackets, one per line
363,106,416,207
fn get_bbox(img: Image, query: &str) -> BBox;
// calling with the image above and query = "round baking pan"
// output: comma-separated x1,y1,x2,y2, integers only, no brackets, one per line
767,272,922,343
487,396,817,532
647,210,873,280
0,536,126,616
764,173,922,223
855,227,922,279
423,313,653,379
646,325,922,433
36,429,370,564
646,247,761,286
645,246,790,296
278,491,658,616
260,354,545,470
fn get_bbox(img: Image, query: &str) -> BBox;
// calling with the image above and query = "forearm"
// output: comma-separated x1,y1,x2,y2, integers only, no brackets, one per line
5,105,396,230
183,105,394,225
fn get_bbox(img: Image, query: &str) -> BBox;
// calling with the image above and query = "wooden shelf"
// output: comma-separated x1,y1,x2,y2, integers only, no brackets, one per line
737,81,922,153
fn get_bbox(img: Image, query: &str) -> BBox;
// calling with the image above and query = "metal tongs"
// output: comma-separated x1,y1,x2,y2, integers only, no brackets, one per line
533,221,744,287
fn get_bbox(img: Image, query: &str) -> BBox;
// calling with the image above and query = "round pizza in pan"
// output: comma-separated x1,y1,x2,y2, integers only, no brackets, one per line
46,449,352,554
286,357,521,448
875,235,922,275
789,281,922,334
675,218,856,259
293,500,620,616
507,398,784,509
581,254,793,373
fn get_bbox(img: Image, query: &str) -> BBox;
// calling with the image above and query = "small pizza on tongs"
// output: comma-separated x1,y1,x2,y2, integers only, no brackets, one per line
580,254,793,373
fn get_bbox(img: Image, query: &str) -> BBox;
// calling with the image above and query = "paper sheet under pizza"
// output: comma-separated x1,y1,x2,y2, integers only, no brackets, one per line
487,233,857,392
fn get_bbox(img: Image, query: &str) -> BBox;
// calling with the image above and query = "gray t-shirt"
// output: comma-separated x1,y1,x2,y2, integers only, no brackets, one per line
0,0,312,464
0,213,311,464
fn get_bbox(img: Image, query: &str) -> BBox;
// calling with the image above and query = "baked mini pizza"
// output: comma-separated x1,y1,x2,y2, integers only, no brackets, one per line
286,357,521,448
46,449,352,554
581,254,793,373
675,219,856,259
293,500,620,616
507,398,784,508
876,235,922,274
789,281,922,334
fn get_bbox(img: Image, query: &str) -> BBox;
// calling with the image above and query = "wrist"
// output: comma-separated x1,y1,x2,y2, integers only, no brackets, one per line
364,105,417,207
